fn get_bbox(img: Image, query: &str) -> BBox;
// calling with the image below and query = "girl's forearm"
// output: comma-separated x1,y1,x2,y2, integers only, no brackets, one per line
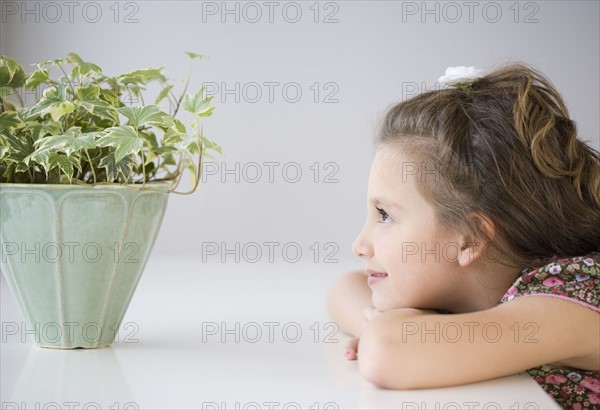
326,270,374,337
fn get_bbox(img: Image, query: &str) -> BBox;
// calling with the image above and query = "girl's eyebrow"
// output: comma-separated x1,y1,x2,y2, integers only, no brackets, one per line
369,197,402,210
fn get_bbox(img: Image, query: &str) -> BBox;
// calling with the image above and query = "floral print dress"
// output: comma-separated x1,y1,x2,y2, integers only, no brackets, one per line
499,251,600,410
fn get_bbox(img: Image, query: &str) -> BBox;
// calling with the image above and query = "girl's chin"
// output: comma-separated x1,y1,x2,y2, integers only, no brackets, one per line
371,298,397,312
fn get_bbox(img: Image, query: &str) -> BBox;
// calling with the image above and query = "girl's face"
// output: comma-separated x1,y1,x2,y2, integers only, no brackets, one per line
352,146,465,312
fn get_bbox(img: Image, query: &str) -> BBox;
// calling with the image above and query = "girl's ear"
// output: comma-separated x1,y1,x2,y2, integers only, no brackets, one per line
457,214,496,267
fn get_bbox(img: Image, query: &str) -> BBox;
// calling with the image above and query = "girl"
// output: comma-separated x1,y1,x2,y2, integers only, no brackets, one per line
327,63,600,410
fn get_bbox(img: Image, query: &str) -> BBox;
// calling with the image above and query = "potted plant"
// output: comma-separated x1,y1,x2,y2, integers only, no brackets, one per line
0,52,221,348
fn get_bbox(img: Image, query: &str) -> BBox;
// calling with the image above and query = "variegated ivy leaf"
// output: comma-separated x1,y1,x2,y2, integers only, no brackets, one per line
0,133,8,158
76,83,101,100
161,116,187,133
74,84,117,122
24,82,73,122
187,161,200,187
143,145,177,166
196,136,223,161
23,121,62,140
1,52,221,186
32,127,98,157
184,51,208,60
0,55,26,88
182,87,214,117
174,134,201,154
0,131,35,164
117,105,167,129
200,136,223,155
66,52,102,78
0,85,14,97
42,101,75,122
98,152,134,182
118,67,166,85
161,151,177,166
162,126,187,146
47,152,81,182
0,111,25,132
96,125,143,162
25,68,50,89
155,85,173,105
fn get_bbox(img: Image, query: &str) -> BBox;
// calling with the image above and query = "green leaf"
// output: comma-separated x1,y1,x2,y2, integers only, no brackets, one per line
1,53,219,189
1,131,36,164
48,152,81,182
162,126,187,146
0,111,25,132
201,136,223,155
0,85,14,98
23,83,69,120
182,87,214,116
74,84,117,122
162,116,186,133
33,127,98,156
143,149,157,166
23,121,62,140
187,161,198,187
174,134,201,154
117,105,167,129
138,159,156,177
118,67,166,85
42,101,75,122
184,51,208,60
140,131,159,149
26,126,97,169
156,146,178,156
96,126,143,162
29,147,50,170
66,52,102,78
99,152,134,182
197,107,215,118
155,85,173,105
25,68,50,89
76,84,100,100
161,152,177,166
0,56,26,88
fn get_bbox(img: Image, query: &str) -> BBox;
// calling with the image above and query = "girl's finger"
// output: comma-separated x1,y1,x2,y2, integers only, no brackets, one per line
344,337,359,361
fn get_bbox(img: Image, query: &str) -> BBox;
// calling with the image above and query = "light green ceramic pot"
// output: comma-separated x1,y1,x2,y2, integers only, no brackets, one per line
0,183,169,348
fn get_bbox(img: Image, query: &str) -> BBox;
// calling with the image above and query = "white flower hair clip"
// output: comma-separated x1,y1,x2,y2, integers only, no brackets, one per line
438,66,484,93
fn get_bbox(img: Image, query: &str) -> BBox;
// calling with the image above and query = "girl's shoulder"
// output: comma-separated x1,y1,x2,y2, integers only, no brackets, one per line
498,252,600,409
500,251,600,312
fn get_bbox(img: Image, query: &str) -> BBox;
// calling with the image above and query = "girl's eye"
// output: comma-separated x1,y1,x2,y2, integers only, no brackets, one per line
376,207,391,223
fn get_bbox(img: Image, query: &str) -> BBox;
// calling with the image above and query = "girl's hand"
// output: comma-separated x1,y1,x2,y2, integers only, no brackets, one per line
343,307,438,361
344,307,383,361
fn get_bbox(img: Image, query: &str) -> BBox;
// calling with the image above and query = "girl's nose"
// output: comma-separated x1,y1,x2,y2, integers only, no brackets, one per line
352,228,373,259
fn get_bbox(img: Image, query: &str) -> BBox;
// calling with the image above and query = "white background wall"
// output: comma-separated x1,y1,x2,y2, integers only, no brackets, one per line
2,0,599,265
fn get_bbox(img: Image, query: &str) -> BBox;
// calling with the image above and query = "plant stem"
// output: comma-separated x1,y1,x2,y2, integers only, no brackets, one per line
140,146,146,188
172,64,192,118
84,149,97,184
13,89,24,107
57,63,75,97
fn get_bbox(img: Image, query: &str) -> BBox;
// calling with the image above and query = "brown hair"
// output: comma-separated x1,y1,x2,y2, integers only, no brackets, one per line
379,62,600,269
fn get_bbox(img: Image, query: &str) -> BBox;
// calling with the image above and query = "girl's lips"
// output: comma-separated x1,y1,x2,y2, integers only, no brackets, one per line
366,270,388,286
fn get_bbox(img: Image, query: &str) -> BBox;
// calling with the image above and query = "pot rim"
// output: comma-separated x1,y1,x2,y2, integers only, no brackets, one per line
0,181,173,192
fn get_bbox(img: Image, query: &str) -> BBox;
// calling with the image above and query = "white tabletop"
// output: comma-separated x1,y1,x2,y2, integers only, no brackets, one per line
1,256,560,410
